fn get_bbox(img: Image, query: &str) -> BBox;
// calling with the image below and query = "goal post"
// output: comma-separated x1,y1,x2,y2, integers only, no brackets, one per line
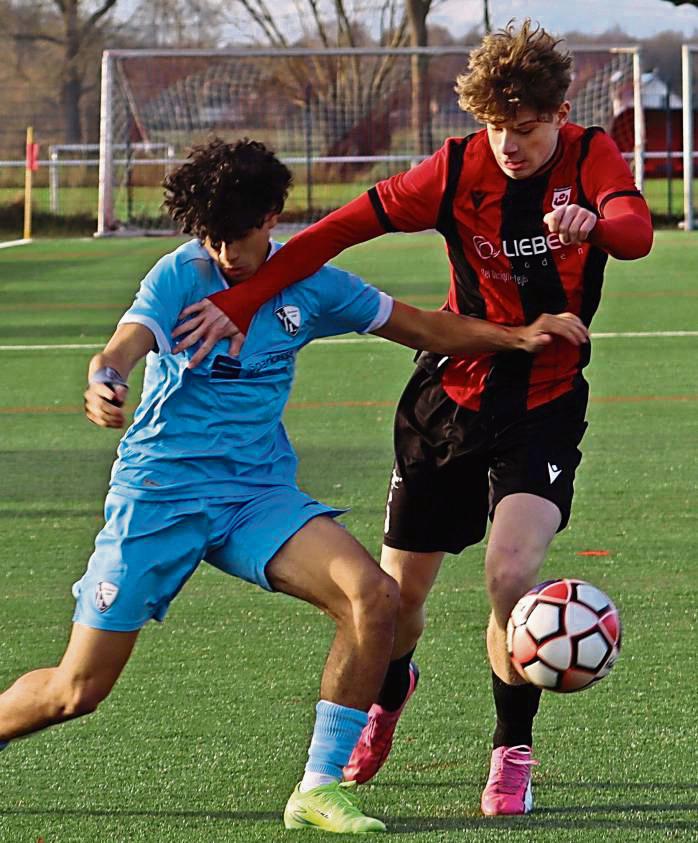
96,45,645,236
682,44,697,231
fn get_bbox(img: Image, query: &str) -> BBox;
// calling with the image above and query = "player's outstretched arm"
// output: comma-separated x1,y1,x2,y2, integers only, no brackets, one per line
84,323,155,429
372,302,589,355
172,193,389,367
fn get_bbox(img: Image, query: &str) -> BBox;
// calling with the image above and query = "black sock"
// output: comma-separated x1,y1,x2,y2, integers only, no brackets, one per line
376,649,416,712
491,671,541,749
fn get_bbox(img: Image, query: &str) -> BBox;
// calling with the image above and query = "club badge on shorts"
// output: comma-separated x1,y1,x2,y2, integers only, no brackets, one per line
96,581,119,613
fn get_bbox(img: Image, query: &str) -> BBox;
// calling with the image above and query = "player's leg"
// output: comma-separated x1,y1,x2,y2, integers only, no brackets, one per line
0,493,209,754
346,357,491,784
341,545,441,784
268,515,396,833
266,513,397,709
206,492,395,832
0,625,138,743
480,493,559,816
486,496,556,755
481,387,589,816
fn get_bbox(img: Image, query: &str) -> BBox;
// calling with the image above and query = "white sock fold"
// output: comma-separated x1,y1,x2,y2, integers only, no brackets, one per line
299,771,338,792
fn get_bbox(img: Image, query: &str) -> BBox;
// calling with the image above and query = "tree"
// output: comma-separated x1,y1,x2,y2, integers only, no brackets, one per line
14,0,119,143
227,0,444,157
406,0,434,154
483,0,491,34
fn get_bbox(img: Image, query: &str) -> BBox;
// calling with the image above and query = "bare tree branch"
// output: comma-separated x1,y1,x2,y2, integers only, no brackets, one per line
334,0,356,46
236,0,290,47
14,32,65,46
307,0,332,48
80,0,119,40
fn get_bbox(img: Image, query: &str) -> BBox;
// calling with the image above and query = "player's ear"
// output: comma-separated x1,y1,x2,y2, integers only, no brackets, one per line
264,212,280,232
555,101,571,128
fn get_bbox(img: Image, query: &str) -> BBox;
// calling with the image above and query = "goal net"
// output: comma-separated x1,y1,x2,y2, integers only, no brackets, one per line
97,46,644,235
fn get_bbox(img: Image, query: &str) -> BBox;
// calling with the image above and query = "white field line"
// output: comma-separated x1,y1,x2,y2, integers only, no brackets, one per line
0,238,32,250
1,330,698,353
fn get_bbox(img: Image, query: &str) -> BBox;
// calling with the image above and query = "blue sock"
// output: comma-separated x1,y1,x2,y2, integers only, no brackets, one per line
305,700,368,779
0,741,8,751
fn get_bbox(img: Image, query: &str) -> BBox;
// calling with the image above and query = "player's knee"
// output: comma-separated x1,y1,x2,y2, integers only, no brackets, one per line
486,561,536,617
345,566,399,630
396,577,429,623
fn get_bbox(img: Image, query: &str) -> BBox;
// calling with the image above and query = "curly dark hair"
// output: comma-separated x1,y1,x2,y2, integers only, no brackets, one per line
162,138,292,246
455,19,572,124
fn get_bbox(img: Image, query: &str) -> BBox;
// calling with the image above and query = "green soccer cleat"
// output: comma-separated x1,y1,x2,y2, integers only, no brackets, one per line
283,780,387,833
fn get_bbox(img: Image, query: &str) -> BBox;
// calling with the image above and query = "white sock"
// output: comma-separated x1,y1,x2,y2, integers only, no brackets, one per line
299,771,338,792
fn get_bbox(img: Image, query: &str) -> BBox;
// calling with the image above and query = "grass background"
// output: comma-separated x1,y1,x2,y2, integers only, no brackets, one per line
0,233,697,841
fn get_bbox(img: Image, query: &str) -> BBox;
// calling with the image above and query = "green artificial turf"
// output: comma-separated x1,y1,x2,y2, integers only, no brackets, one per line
0,233,696,841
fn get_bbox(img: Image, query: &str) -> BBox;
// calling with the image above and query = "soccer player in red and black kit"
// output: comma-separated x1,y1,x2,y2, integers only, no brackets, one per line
173,21,653,816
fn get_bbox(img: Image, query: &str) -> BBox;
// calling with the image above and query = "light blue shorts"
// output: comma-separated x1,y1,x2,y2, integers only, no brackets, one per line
72,488,343,632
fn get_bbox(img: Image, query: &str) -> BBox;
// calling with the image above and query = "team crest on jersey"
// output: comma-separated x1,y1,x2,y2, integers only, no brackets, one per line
95,581,119,613
552,186,572,208
275,305,302,336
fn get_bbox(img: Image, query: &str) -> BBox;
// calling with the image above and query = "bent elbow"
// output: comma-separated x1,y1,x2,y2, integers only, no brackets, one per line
612,229,654,261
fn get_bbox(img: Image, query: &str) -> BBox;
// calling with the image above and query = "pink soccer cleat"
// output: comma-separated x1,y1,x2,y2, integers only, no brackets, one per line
480,744,539,816
343,661,419,784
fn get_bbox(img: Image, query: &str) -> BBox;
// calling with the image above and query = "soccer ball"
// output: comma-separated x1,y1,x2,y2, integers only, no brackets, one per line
506,579,621,693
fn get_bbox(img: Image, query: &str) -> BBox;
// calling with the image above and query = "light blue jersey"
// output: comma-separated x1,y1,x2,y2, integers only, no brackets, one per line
110,239,393,501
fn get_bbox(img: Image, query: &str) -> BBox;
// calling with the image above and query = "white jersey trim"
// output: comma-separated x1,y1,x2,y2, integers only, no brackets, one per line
363,292,394,334
118,314,171,354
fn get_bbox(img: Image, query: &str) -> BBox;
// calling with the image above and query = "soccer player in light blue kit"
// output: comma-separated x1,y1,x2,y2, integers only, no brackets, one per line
0,139,588,833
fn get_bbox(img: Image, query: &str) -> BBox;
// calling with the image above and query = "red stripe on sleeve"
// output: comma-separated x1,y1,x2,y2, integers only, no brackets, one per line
208,191,386,331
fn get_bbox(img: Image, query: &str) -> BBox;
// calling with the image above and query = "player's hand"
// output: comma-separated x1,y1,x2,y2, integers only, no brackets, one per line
84,382,129,428
517,312,589,353
544,204,598,245
172,299,245,368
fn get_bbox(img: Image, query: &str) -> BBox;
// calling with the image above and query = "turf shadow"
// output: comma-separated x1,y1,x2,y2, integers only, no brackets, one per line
0,808,280,822
388,809,698,833
0,322,114,340
0,449,112,504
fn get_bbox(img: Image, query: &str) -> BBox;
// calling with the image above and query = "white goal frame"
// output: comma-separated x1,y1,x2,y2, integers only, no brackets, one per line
96,45,645,236
682,44,697,231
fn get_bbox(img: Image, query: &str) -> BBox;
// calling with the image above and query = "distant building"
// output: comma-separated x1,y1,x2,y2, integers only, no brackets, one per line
611,69,694,177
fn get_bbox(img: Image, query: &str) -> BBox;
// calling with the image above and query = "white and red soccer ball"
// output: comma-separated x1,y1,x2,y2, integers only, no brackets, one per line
506,578,621,693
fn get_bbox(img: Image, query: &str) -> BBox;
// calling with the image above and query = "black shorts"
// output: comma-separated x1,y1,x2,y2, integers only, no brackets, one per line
383,354,589,554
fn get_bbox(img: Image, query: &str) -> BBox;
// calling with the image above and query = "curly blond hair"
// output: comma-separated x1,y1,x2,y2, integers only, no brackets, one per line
455,19,572,124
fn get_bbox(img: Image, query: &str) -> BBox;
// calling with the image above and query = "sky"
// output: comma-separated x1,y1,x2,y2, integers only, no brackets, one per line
433,0,698,39
113,0,698,41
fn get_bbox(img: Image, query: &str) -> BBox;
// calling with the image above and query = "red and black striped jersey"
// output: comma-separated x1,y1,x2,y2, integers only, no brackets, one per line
209,123,652,414
371,124,646,411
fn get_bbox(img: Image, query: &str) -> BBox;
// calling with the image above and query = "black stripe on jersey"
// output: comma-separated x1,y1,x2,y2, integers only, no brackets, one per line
579,247,608,331
576,127,604,212
599,189,643,215
367,187,397,232
500,171,568,322
576,126,611,328
576,127,610,373
435,135,486,318
485,163,570,416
